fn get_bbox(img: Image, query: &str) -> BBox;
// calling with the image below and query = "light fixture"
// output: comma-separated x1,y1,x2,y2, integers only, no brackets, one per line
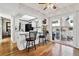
38,3,56,10
65,16,70,21
70,20,73,23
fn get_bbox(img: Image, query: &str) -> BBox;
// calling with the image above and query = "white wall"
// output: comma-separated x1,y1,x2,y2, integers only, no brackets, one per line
0,17,2,44
47,17,52,41
73,11,79,48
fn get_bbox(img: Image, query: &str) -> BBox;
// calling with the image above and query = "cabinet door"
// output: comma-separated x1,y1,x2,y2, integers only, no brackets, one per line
0,17,2,44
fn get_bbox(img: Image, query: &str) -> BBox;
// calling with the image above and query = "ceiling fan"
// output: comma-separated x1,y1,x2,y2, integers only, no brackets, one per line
38,3,56,10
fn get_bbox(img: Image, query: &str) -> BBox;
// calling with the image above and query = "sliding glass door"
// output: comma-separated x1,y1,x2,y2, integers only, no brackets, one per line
52,18,61,42
52,14,74,46
60,15,73,46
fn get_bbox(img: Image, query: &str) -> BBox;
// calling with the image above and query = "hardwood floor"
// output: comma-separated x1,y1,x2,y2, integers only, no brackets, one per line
0,37,79,56
0,37,16,56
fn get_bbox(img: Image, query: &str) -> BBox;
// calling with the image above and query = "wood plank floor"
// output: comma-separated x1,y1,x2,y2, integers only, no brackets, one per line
0,37,79,56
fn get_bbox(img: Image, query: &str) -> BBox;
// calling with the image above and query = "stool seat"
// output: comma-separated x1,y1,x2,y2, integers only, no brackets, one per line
39,35,45,38
26,38,34,41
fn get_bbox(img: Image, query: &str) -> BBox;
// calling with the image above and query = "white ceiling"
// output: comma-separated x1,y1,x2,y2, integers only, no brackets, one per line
0,3,78,19
0,3,19,16
23,3,75,17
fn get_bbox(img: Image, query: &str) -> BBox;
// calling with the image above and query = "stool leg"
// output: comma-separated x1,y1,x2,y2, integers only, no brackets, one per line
43,38,44,45
34,40,36,50
26,41,28,49
28,41,30,52
39,38,40,45
32,41,33,47
45,37,47,43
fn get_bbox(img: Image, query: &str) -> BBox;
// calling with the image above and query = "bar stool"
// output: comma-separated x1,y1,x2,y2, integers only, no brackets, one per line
39,31,48,45
26,31,37,52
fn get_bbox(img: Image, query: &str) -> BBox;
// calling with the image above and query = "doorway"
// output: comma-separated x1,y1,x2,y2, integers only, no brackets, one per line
0,17,11,55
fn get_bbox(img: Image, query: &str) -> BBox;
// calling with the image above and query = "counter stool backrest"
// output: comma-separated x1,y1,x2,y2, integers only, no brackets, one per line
29,31,37,40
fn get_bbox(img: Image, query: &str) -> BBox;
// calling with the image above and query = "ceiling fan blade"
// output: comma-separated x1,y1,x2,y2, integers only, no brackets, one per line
53,5,56,9
38,3,46,4
43,6,47,10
